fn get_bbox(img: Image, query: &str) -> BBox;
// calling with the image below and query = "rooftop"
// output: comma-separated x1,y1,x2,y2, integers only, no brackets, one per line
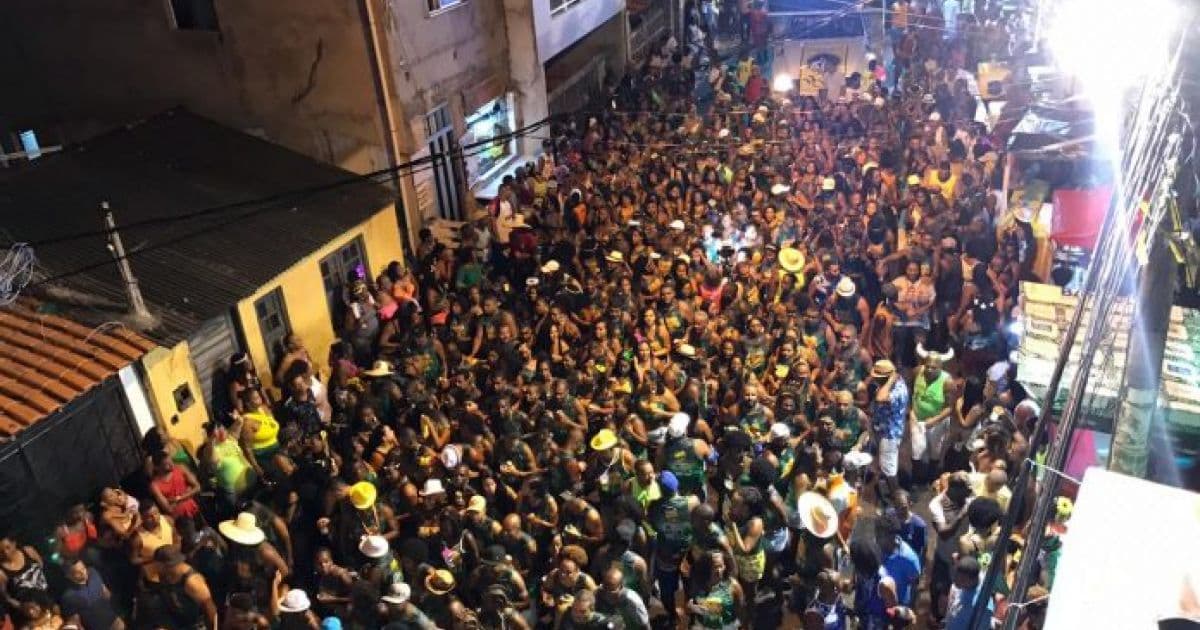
0,108,396,344
0,299,155,438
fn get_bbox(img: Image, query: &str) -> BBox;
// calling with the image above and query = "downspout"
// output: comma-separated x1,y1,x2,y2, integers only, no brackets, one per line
357,0,413,256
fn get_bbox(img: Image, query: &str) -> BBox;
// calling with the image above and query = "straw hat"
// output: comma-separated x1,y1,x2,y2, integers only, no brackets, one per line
769,423,791,440
718,128,731,138
675,343,697,358
425,569,457,595
844,450,874,469
359,534,390,559
821,177,837,191
605,251,624,263
906,174,921,186
540,260,561,273
362,360,394,377
669,219,686,231
667,412,691,438
349,481,377,510
219,512,266,546
871,359,897,378
770,183,792,196
590,428,619,451
525,277,539,287
381,582,412,605
797,492,839,539
835,277,857,298
278,589,312,613
440,444,462,470
929,111,942,122
466,495,487,514
778,247,806,273
419,478,446,497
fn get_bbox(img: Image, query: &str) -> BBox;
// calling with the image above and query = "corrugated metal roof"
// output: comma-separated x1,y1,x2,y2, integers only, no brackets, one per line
0,108,397,344
0,299,155,438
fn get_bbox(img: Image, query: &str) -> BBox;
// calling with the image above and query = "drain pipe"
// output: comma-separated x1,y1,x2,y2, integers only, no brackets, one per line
357,0,413,255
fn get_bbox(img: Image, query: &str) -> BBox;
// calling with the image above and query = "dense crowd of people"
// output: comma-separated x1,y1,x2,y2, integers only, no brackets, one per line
0,1,1069,629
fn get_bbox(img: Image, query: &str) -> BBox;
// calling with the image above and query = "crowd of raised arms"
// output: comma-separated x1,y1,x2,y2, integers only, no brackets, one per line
0,2,1063,629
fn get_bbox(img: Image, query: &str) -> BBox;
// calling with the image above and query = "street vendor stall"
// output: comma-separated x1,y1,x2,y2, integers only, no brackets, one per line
1016,282,1200,480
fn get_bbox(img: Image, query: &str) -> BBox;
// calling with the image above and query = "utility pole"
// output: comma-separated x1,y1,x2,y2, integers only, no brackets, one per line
102,202,157,328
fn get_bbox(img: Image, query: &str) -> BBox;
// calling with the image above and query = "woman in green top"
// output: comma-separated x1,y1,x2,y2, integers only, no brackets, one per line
687,550,743,630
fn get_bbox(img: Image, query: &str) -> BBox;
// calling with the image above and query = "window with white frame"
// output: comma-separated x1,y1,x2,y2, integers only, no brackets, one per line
427,0,465,13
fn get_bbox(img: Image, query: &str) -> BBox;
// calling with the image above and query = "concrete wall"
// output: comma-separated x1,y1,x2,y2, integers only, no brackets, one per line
0,0,387,174
375,0,511,152
141,341,211,455
534,0,627,64
236,207,404,393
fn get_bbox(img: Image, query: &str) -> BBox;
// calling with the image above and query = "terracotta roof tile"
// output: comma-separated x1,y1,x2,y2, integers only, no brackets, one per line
0,299,154,438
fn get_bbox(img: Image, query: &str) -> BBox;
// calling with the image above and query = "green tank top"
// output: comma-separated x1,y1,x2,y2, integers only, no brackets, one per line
653,495,694,549
664,438,706,495
914,370,948,421
695,578,738,628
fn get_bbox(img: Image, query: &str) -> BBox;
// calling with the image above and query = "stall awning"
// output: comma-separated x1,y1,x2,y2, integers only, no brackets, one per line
1045,468,1200,629
1007,104,1095,157
1051,186,1111,249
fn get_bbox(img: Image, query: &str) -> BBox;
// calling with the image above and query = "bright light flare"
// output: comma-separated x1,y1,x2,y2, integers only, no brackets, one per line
772,73,794,93
1046,0,1177,132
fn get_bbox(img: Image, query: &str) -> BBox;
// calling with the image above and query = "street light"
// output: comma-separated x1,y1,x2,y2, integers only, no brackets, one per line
772,73,794,93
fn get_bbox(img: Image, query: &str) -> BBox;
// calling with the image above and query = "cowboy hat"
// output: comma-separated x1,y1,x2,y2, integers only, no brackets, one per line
870,359,896,378
381,582,412,605
844,450,874,469
359,534,390,559
718,128,731,138
906,174,921,186
821,177,837,191
278,589,312,613
466,495,487,514
605,251,624,263
540,260,561,274
590,428,619,451
770,183,792,196
669,219,686,231
362,360,394,377
419,478,446,497
525,277,539,287
349,481,377,510
219,512,266,546
675,343,698,359
425,569,456,595
836,277,856,298
769,423,791,440
778,247,805,273
667,412,690,438
440,444,462,470
649,250,662,260
797,492,839,539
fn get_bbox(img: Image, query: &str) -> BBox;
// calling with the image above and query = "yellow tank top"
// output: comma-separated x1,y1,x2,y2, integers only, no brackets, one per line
138,516,175,582
246,409,280,452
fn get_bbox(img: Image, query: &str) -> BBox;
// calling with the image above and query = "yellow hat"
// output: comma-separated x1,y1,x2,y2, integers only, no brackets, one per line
425,568,457,595
906,174,921,186
590,428,619,451
466,495,487,514
778,247,805,273
349,481,377,510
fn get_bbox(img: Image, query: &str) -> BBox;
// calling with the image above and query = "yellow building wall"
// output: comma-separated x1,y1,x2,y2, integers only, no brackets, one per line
140,340,210,455
236,206,404,393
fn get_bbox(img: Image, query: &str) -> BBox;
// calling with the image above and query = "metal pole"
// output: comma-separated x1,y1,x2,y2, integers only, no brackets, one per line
101,202,153,323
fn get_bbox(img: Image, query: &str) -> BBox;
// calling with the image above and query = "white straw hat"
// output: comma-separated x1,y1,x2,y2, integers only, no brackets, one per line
278,589,312,613
218,512,266,546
